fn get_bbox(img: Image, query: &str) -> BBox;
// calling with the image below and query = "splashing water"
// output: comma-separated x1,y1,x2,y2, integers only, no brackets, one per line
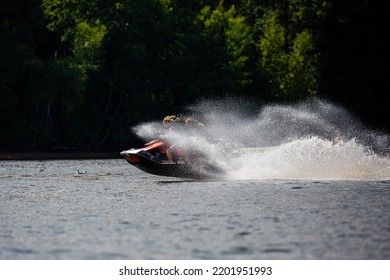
226,137,390,180
133,99,390,180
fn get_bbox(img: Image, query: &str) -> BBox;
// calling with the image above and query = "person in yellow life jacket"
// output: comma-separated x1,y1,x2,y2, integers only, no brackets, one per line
162,115,184,162
162,115,181,129
162,115,204,162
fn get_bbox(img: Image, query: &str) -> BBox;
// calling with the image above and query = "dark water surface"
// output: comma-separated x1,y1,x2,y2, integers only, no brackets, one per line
0,159,389,259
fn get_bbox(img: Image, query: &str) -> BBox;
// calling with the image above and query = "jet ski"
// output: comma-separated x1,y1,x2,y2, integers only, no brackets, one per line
120,140,223,179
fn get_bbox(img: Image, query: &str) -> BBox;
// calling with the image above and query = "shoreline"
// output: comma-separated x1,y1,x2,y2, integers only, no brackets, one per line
0,152,120,160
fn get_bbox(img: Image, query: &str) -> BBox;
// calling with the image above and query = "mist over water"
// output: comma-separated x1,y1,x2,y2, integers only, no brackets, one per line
133,99,390,180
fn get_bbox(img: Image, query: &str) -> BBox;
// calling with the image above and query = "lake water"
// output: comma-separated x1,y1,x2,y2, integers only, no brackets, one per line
0,159,389,260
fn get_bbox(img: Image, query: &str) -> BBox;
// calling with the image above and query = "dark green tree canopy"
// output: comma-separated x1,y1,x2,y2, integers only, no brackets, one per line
1,0,388,152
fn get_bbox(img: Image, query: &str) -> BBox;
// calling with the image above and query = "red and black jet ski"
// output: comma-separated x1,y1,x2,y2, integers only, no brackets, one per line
120,140,222,179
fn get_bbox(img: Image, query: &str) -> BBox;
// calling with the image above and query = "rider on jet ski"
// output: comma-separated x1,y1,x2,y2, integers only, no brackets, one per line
162,115,204,163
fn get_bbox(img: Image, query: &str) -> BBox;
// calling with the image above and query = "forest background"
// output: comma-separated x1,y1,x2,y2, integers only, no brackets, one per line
1,0,389,153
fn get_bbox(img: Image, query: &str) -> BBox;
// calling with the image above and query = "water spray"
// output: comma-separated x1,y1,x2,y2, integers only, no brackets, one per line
133,99,390,180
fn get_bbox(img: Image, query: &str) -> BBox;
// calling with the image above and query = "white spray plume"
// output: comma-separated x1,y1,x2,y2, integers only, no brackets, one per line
132,98,390,180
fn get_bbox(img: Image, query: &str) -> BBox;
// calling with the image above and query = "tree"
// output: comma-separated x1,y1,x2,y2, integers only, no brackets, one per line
1,0,85,150
256,0,328,101
2,0,388,152
318,0,390,131
198,2,254,92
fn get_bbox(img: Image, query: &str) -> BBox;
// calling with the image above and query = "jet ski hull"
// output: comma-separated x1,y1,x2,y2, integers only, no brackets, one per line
120,140,222,179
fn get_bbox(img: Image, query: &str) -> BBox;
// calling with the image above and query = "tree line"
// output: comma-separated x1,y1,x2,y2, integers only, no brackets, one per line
1,0,389,152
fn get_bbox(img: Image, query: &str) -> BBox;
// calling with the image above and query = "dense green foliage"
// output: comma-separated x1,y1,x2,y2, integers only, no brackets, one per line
1,0,389,151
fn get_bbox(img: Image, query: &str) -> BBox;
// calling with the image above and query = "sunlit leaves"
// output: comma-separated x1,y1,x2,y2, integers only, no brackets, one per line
198,1,254,88
258,8,318,100
73,20,107,76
